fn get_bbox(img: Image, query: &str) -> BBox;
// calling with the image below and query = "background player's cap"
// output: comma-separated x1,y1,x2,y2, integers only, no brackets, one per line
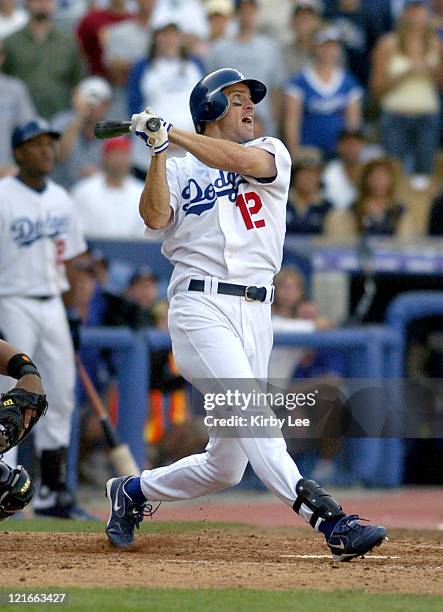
11,119,61,149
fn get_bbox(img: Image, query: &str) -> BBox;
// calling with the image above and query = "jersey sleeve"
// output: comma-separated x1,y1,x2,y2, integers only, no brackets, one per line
143,157,181,239
242,137,292,192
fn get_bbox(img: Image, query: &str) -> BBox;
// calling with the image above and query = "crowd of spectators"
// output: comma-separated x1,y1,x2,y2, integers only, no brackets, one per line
1,0,443,237
2,0,443,482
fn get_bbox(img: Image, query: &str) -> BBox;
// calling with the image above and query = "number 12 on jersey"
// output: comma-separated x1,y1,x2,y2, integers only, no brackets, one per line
236,192,266,230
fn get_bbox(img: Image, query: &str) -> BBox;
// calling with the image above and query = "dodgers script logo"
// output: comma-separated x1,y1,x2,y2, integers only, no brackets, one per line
182,170,248,216
11,214,70,247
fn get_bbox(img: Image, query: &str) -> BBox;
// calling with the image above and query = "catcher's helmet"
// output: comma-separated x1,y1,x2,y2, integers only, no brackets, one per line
189,68,267,134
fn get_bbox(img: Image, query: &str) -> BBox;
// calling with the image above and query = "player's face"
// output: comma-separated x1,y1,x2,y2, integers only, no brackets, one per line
15,134,57,175
218,83,255,143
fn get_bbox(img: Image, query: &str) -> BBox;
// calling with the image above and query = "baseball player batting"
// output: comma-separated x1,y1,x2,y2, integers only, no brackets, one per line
0,340,47,520
0,119,90,519
105,68,388,561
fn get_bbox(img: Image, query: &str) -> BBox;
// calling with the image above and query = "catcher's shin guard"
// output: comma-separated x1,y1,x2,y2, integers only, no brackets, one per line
293,478,345,530
0,461,34,520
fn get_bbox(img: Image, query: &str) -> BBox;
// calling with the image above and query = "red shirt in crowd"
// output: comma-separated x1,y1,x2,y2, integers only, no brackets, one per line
77,9,131,76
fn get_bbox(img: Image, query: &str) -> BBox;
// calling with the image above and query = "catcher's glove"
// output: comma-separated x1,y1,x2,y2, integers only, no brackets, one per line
0,388,48,454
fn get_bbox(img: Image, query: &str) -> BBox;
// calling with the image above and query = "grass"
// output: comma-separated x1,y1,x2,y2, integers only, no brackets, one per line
0,588,440,612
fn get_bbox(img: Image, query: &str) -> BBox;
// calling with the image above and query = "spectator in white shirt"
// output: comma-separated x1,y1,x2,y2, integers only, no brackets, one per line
323,128,384,210
127,17,205,176
322,129,364,210
71,137,146,239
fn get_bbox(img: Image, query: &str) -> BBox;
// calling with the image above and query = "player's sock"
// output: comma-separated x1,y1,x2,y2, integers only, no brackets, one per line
318,517,341,539
123,477,146,505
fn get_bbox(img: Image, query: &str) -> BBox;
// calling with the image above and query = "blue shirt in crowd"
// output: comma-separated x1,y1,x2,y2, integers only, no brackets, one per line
286,67,362,156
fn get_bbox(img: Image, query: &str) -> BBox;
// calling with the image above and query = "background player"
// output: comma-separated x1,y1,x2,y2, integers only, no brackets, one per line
0,119,89,519
106,68,387,561
0,339,47,520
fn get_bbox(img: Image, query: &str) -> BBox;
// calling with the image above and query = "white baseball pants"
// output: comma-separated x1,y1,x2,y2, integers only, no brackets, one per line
140,291,303,507
0,296,75,453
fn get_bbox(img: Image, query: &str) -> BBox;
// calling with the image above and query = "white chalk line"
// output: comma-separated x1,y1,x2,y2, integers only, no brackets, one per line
280,554,401,559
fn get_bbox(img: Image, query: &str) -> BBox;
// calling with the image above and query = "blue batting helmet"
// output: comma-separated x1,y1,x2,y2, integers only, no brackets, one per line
189,68,267,134
11,119,60,149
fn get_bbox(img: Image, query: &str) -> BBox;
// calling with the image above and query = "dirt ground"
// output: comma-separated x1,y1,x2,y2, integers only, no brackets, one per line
1,528,442,595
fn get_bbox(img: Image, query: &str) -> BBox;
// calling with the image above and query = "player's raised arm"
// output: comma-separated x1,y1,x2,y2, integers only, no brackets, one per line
168,128,276,179
131,109,173,230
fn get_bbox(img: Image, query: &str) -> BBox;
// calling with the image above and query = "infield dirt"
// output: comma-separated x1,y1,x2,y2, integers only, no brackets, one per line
1,527,441,595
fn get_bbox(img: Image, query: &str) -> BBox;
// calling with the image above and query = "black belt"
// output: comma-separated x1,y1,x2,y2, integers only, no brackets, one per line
188,279,269,302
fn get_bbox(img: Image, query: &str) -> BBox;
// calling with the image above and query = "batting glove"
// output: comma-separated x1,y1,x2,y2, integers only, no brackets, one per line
131,107,172,156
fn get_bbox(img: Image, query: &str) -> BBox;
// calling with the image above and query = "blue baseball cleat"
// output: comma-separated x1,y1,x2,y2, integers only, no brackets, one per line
105,476,149,548
327,514,388,561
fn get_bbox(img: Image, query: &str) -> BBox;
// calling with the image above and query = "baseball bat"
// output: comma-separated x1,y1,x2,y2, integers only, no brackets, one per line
76,356,141,476
94,117,161,140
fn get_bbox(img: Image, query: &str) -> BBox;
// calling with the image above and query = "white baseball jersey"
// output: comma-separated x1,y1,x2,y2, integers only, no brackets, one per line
145,137,292,298
139,138,310,513
0,176,86,297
